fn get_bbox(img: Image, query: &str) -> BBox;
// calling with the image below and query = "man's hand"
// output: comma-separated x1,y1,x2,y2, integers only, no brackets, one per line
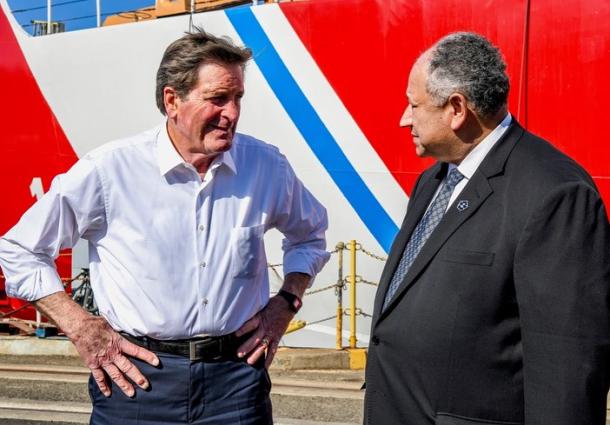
34,292,159,397
235,272,310,368
235,296,295,368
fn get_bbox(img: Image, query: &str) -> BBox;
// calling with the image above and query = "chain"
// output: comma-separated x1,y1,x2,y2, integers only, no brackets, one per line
335,279,346,295
0,303,30,318
305,283,342,296
344,275,362,283
359,278,379,287
357,245,387,261
343,275,378,286
341,308,373,318
306,315,337,325
267,264,284,283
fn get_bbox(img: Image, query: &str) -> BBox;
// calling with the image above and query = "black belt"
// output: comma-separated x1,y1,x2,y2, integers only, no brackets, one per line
121,332,247,362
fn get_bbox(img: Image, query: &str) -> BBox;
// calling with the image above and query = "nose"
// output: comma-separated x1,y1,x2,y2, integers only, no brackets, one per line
399,104,412,128
222,99,241,122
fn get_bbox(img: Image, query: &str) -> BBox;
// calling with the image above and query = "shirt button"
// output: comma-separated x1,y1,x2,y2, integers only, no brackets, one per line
198,225,205,232
199,261,206,268
202,298,208,306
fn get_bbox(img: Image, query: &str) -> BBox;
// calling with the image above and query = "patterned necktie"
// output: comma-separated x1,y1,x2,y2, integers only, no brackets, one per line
382,168,464,310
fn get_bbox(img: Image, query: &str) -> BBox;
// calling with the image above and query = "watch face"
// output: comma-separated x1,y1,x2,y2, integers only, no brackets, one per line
294,298,303,312
279,290,302,313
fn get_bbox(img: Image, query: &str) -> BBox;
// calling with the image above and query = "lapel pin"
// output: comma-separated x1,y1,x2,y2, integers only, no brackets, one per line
456,200,469,212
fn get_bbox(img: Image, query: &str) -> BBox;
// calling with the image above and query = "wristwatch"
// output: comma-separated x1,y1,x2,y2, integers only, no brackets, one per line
277,289,303,313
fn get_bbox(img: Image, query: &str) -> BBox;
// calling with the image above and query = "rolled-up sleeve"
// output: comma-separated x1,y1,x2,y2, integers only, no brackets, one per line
272,155,330,282
0,157,105,301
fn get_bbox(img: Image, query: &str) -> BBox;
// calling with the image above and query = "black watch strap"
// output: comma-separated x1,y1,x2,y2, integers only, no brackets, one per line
277,289,302,313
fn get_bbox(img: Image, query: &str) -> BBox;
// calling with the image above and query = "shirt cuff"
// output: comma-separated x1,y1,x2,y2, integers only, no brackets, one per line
5,266,66,302
283,249,331,287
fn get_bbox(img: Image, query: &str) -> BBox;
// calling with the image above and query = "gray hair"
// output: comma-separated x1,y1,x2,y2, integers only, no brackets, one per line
155,27,252,115
425,32,509,119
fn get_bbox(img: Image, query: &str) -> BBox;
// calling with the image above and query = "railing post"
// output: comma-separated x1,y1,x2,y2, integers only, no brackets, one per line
335,242,344,350
349,240,357,348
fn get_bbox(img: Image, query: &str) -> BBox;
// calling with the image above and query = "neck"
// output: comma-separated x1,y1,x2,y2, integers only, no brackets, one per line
451,107,507,164
166,120,218,176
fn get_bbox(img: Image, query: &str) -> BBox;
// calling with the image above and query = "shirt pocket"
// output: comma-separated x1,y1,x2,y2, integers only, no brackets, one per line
443,249,495,266
231,225,266,279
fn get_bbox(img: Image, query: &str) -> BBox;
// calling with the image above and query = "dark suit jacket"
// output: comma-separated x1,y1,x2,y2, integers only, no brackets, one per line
364,121,610,425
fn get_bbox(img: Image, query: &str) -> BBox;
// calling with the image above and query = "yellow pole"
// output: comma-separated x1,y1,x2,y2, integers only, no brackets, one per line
336,242,344,350
349,240,357,348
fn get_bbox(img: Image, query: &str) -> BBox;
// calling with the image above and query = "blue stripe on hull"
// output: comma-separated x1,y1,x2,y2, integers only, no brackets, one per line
226,7,398,252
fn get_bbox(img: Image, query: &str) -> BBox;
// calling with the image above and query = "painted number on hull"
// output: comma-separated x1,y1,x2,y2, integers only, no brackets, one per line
30,177,44,201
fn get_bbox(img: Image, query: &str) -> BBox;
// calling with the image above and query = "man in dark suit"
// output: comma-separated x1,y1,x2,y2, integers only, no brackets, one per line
364,32,610,425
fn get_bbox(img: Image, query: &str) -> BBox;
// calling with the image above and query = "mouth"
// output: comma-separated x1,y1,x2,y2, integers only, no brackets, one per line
205,124,233,138
209,124,230,132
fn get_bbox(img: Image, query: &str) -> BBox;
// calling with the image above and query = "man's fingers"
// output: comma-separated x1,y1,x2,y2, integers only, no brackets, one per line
120,339,159,367
237,330,266,358
91,368,110,397
103,363,135,398
114,353,149,390
264,341,279,369
235,314,261,337
246,342,267,366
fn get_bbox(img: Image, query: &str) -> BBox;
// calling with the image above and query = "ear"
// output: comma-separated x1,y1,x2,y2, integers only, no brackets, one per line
164,87,179,118
447,93,468,130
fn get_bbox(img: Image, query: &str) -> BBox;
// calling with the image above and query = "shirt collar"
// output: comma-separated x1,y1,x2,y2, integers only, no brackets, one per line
218,142,237,175
456,113,512,180
156,121,237,176
156,122,186,176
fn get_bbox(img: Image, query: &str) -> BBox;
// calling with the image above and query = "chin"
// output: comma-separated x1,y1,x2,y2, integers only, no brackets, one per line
216,140,233,153
205,136,233,152
414,146,427,157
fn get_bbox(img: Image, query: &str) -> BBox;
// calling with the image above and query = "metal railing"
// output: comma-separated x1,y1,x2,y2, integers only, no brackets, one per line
274,240,386,349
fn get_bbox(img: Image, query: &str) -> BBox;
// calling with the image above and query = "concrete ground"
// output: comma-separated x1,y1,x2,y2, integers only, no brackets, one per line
0,336,364,425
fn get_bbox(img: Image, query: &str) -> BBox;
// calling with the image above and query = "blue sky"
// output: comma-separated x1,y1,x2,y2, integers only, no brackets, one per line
7,0,154,34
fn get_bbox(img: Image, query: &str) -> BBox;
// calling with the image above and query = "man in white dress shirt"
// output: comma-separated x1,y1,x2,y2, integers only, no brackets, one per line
0,28,329,424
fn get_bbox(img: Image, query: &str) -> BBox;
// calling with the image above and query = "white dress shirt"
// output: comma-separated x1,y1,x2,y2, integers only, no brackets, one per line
0,124,330,339
435,113,512,211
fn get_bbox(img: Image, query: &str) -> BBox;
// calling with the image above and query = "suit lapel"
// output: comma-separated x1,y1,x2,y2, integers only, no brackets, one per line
372,163,445,322
374,120,525,324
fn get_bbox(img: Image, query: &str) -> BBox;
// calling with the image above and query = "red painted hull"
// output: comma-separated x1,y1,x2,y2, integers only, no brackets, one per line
0,0,608,323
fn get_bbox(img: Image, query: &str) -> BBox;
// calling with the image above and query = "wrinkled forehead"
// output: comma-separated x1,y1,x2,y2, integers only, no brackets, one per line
196,62,244,88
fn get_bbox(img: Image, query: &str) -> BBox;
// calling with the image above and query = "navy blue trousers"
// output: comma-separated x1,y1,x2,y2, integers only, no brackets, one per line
88,352,273,424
